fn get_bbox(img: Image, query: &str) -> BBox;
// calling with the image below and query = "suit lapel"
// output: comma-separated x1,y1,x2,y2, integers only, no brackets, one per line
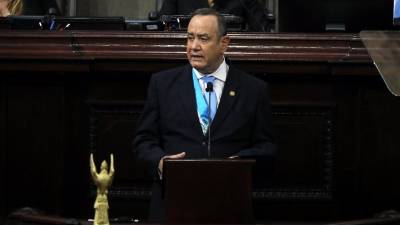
211,67,241,135
178,65,204,136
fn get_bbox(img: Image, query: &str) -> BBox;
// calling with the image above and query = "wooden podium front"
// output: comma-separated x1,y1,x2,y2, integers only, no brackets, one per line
163,159,255,224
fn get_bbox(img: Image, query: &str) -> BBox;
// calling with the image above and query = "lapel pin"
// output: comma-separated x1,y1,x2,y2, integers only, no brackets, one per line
229,90,236,96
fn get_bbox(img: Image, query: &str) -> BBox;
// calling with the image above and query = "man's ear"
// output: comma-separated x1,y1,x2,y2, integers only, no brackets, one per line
220,35,230,52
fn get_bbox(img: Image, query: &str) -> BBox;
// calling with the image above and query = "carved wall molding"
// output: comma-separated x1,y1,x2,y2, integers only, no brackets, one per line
0,31,370,63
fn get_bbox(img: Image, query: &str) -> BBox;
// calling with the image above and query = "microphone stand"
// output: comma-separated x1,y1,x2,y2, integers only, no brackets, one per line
206,82,213,158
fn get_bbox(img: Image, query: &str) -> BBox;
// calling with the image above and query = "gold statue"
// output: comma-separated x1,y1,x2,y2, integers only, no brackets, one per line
90,153,115,225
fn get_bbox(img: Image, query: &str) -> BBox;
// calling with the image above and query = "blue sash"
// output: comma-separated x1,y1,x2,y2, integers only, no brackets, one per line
192,70,209,134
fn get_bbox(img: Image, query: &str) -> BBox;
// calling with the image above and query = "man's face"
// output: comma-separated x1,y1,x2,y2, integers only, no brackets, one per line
186,15,229,74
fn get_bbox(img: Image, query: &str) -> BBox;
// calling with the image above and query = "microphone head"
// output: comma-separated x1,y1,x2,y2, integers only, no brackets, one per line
206,82,213,92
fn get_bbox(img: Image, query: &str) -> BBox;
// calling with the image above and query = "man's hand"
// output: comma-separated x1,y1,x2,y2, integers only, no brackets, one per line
158,152,186,176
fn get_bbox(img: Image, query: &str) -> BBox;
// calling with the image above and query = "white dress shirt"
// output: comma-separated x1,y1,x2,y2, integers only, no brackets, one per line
192,58,229,108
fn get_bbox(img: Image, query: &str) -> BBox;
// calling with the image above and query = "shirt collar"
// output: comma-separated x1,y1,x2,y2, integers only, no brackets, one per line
193,58,228,82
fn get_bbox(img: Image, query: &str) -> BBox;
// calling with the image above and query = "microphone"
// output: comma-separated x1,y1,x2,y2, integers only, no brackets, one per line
206,82,213,158
206,82,213,92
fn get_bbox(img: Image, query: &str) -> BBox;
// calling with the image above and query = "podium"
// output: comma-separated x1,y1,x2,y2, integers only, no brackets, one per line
163,159,255,224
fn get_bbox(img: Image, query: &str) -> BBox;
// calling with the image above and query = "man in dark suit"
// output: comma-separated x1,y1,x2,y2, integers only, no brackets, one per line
133,8,276,222
158,0,269,31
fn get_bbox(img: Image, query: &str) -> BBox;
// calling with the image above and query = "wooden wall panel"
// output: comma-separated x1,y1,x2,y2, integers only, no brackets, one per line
4,75,66,216
265,104,335,199
358,83,400,214
0,73,5,223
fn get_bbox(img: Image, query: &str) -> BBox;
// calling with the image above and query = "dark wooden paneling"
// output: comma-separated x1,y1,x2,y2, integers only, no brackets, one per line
332,76,364,218
5,75,66,215
61,74,91,218
88,101,146,182
358,83,400,214
0,73,6,223
266,104,335,199
1,31,400,223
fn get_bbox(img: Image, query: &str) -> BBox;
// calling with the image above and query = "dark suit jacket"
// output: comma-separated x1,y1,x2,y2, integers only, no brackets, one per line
158,0,269,31
133,63,276,222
